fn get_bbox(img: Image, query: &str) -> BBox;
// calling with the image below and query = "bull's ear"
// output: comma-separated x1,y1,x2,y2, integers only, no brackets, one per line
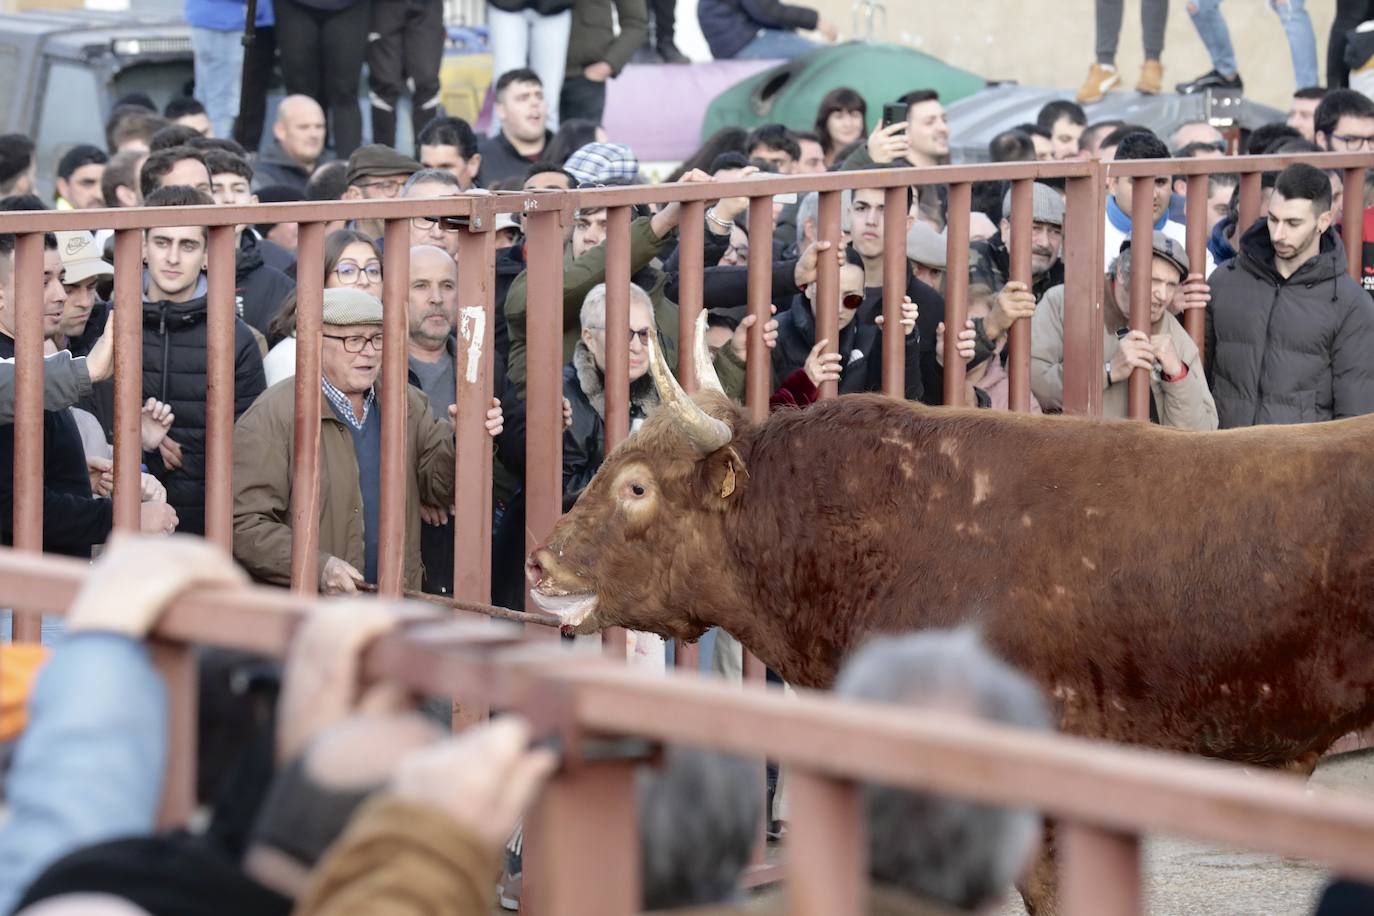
701,447,748,509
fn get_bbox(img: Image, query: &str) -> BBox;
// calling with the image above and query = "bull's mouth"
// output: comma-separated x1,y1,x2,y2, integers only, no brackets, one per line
525,555,599,629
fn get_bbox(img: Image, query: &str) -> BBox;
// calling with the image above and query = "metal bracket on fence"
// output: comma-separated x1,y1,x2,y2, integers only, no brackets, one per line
521,674,661,774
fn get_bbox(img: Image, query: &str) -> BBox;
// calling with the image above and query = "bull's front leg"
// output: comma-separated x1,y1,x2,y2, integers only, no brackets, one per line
1019,823,1058,916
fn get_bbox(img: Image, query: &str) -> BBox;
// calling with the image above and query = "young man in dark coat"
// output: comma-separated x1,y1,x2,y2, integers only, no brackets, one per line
1206,162,1374,427
205,151,296,335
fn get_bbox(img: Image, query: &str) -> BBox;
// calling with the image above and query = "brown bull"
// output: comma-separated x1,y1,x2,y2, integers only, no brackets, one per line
526,316,1374,909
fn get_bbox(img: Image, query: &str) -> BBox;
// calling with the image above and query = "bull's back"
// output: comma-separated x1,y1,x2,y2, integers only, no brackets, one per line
735,398,1374,764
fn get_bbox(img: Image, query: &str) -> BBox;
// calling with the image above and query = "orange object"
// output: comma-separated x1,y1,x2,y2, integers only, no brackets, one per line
1,642,49,740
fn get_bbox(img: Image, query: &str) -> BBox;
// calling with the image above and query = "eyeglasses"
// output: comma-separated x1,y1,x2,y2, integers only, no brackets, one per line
587,326,653,346
333,260,382,285
1330,134,1374,150
841,292,864,310
323,332,384,353
355,177,407,196
411,215,464,233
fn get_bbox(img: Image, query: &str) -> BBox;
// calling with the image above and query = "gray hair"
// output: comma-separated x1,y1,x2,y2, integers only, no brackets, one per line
579,282,656,332
637,748,763,910
834,629,1052,911
797,191,819,240
403,168,463,195
1111,246,1132,281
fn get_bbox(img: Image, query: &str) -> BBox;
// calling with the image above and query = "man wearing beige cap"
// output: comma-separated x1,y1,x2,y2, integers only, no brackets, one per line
52,229,113,356
904,221,946,293
341,144,422,240
232,286,503,594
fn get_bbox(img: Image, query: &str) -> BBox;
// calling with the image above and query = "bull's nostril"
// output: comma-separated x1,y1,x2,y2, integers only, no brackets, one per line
525,556,544,586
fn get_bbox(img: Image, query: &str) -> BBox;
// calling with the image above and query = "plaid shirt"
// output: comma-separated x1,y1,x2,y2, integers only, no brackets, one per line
322,376,375,430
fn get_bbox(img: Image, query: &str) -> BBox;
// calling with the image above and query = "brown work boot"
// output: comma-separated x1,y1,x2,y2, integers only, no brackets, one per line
1077,63,1120,104
1137,59,1164,94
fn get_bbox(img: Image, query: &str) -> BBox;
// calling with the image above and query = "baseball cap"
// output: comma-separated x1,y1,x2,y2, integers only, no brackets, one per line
55,230,113,285
1001,182,1065,228
1118,231,1190,278
345,144,421,187
563,143,639,186
905,221,948,269
494,212,521,233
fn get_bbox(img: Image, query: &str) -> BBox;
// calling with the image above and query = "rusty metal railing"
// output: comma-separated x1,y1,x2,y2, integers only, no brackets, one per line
8,547,1374,916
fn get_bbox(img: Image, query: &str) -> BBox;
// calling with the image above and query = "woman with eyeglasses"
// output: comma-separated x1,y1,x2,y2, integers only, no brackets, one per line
263,229,383,386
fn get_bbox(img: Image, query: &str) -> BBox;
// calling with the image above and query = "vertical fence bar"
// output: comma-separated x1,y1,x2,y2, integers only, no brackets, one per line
377,218,410,597
942,182,972,406
1007,178,1033,412
744,196,775,419
881,185,906,399
204,225,237,551
1345,166,1366,282
1238,171,1262,237
453,213,496,729
676,201,704,394
1183,174,1208,352
152,639,197,828
1061,823,1144,916
11,233,43,641
289,222,325,594
1062,167,1105,416
815,191,840,401
784,772,866,916
112,229,144,530
675,200,704,672
1127,176,1153,421
602,205,631,660
523,207,565,641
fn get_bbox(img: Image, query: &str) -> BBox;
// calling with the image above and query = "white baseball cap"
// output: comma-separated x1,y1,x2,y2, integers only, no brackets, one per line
55,230,113,285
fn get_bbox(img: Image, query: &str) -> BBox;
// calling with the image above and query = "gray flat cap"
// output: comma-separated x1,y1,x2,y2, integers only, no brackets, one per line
1001,182,1065,227
905,221,948,269
321,287,384,326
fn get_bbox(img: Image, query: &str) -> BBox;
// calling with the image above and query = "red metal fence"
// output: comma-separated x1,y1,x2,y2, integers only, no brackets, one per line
2,151,1373,911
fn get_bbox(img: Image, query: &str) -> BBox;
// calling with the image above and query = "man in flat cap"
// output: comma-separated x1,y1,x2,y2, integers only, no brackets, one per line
1031,231,1216,430
341,144,422,241
232,287,503,594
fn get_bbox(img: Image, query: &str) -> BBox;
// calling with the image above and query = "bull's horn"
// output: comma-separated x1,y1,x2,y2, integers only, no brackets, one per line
646,321,732,454
693,310,725,394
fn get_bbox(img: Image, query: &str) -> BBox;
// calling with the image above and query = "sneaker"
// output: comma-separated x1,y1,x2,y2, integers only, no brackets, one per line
657,40,690,64
498,869,522,911
1175,68,1243,94
1076,63,1120,104
1136,59,1165,94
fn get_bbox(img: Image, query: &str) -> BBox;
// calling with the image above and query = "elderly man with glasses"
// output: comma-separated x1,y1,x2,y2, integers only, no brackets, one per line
232,287,503,594
342,144,423,240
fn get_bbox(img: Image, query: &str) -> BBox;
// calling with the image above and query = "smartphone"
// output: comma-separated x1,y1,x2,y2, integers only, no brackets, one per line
882,102,909,129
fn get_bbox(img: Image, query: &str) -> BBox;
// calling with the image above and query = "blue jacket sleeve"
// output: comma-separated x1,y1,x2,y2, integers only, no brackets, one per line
0,634,168,914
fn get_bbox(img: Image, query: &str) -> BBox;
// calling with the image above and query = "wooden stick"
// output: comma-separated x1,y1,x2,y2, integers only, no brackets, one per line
358,583,563,628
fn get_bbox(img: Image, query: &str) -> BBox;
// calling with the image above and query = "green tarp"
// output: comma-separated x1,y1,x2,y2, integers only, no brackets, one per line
701,41,986,140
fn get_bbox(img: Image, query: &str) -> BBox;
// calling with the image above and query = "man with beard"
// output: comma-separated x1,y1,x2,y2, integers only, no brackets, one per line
1206,163,1374,427
969,182,1064,302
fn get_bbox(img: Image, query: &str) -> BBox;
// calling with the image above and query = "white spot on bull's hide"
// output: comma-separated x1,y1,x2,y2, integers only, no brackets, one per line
1219,684,1231,696
881,434,914,451
1021,514,1033,528
1053,685,1078,703
899,460,914,480
1053,585,1068,597
938,438,960,464
972,470,991,505
458,307,487,384
1084,507,1103,518
1259,683,1273,699
1111,699,1126,712
1081,556,1096,571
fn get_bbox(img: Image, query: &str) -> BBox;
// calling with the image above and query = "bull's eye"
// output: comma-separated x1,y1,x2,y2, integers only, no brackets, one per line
630,483,646,498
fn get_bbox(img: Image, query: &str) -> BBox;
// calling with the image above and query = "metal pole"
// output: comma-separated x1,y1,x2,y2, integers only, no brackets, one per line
602,205,630,660
1127,176,1153,421
204,225,237,551
815,190,841,401
942,182,971,406
11,232,43,641
290,222,325,594
1183,175,1208,353
1007,178,1033,413
881,186,906,399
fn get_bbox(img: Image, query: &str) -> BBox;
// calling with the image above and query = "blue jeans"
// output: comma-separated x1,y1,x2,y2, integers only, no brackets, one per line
1188,0,1319,88
191,26,244,140
486,6,572,129
734,28,817,60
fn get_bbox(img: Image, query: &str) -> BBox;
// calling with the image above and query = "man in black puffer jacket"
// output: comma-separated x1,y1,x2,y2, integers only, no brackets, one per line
1206,163,1374,427
133,188,266,535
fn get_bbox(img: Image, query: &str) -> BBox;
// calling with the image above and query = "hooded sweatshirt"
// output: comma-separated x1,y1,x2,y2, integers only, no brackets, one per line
1206,219,1374,428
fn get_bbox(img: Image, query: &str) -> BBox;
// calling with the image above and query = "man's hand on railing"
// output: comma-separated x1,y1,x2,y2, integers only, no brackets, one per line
140,472,166,504
794,240,846,289
139,398,175,451
875,296,920,337
1171,274,1210,316
981,281,1037,342
707,167,757,236
867,121,909,166
319,556,365,596
446,398,503,438
65,533,244,638
651,169,714,239
138,501,178,535
87,455,114,497
85,320,114,383
935,319,978,367
731,306,779,362
804,339,843,387
390,717,558,849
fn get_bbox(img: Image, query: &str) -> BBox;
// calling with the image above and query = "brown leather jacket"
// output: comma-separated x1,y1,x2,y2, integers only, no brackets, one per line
232,378,455,591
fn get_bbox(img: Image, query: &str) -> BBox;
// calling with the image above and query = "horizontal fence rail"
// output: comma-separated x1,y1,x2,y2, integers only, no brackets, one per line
8,549,1374,916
